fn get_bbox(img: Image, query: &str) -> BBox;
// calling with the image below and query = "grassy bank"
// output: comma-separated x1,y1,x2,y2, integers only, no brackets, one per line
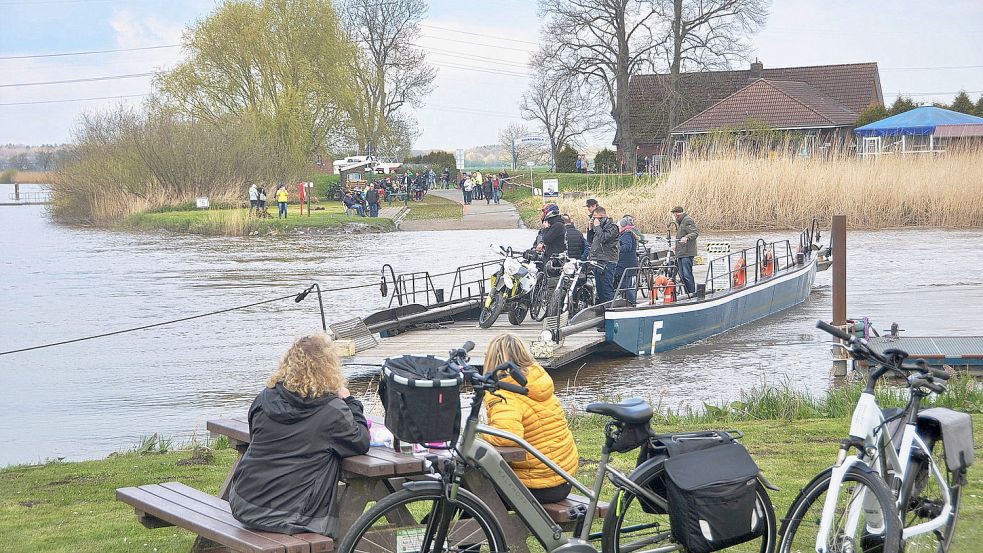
512,151,983,231
124,203,394,236
403,194,464,221
0,413,979,552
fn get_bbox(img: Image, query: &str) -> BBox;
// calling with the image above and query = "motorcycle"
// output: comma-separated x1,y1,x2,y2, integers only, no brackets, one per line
545,258,597,320
478,246,541,329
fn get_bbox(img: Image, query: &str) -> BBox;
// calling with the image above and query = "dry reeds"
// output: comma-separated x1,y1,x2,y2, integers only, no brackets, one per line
545,149,983,231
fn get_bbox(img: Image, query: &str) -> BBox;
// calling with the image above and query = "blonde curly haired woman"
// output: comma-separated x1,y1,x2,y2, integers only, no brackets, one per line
230,333,369,536
481,333,578,504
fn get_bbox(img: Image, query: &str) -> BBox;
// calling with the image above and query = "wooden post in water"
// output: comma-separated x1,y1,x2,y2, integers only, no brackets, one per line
14,182,19,201
832,215,847,325
831,214,849,375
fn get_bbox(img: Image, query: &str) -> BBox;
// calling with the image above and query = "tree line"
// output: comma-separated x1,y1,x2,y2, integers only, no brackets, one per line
856,91,983,127
54,0,434,223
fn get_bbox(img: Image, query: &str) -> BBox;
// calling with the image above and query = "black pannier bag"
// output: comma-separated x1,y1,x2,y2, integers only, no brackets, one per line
663,442,764,553
635,430,739,515
379,355,464,444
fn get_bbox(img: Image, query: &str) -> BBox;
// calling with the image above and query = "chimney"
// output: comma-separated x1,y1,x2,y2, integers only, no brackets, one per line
750,59,763,79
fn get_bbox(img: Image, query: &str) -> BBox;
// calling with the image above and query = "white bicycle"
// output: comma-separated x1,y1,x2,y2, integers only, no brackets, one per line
779,321,973,553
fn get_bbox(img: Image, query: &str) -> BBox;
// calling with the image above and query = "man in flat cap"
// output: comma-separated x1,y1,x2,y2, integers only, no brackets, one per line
671,206,699,294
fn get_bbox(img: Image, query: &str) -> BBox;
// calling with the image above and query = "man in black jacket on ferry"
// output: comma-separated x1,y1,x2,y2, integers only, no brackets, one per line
562,214,586,260
536,204,566,260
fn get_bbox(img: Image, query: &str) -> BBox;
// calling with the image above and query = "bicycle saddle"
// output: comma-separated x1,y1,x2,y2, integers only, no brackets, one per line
585,398,653,424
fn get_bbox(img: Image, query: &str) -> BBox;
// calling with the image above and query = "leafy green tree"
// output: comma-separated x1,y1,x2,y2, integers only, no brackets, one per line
888,95,917,116
949,91,975,114
855,104,889,127
156,0,354,180
594,148,618,172
404,150,456,169
555,144,579,173
976,95,983,118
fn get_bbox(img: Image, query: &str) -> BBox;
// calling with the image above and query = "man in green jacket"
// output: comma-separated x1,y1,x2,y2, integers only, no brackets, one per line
671,206,699,294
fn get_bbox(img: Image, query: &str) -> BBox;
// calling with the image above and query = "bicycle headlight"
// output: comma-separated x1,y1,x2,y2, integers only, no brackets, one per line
563,262,576,276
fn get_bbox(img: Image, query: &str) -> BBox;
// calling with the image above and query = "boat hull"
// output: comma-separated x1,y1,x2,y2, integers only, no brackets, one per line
605,256,818,354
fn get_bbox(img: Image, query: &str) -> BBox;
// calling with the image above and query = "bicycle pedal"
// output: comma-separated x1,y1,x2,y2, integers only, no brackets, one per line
569,504,588,535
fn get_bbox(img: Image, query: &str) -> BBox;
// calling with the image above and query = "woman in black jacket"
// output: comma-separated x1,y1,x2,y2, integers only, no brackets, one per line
230,334,370,536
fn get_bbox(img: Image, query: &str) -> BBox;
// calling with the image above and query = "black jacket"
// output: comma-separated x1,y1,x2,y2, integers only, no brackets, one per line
365,189,379,203
229,384,370,536
588,218,621,263
564,224,586,260
541,215,566,259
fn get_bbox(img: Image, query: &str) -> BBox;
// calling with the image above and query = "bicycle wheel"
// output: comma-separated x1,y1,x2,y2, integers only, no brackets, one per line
780,465,901,553
529,274,550,321
602,456,777,553
545,287,568,319
337,486,507,553
897,442,963,553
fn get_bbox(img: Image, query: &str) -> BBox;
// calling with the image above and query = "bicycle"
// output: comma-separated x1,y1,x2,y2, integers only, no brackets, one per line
779,321,972,553
338,341,778,553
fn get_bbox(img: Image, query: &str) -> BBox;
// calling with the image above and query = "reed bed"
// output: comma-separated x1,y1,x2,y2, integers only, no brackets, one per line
538,149,983,231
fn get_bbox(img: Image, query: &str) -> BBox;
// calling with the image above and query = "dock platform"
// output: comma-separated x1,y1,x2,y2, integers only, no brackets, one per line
868,335,983,372
342,317,608,370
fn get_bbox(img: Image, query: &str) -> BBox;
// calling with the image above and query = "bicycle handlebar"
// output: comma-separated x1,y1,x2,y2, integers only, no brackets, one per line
816,320,854,343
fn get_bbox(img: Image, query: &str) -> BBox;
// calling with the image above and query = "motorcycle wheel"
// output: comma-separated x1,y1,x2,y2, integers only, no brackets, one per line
508,301,528,325
478,291,505,328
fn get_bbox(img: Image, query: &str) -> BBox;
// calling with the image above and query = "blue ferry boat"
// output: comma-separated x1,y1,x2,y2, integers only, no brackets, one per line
602,224,825,355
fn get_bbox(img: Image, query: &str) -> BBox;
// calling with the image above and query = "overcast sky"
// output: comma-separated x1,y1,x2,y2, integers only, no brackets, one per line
1,0,981,149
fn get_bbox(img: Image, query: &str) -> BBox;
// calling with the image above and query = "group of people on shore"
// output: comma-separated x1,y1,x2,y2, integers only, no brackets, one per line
459,169,509,205
248,183,290,219
228,331,576,535
534,200,699,304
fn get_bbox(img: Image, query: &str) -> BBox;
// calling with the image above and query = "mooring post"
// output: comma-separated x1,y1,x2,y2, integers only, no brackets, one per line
831,214,849,376
14,182,20,201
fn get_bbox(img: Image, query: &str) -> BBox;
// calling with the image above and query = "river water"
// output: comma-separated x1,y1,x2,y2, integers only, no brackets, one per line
2,182,982,466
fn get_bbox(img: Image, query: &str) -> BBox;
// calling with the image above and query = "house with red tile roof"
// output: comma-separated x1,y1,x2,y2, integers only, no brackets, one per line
621,61,883,163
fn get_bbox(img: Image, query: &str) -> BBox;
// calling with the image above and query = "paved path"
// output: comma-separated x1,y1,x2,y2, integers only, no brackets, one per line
398,189,524,231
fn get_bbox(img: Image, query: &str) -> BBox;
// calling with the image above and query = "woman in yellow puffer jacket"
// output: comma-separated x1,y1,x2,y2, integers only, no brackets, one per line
482,333,578,504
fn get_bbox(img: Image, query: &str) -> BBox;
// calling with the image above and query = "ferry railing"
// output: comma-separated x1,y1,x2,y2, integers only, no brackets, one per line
704,240,795,293
447,259,502,302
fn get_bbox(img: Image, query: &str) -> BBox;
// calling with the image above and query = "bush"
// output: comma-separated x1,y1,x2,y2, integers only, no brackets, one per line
0,169,15,184
404,150,456,170
555,144,579,173
593,149,618,173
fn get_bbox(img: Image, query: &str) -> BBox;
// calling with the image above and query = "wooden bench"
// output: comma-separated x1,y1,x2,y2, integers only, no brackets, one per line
117,482,333,553
118,417,605,553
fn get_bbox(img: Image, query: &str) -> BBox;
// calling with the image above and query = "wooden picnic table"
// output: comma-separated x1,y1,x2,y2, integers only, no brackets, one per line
117,416,605,553
206,417,602,552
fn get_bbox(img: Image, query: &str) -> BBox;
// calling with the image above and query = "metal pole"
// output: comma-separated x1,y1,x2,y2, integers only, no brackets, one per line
14,182,20,201
831,214,847,325
314,284,327,332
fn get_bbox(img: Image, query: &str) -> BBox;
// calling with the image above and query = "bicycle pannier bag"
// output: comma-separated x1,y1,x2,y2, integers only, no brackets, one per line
379,355,463,444
663,442,764,553
635,430,738,515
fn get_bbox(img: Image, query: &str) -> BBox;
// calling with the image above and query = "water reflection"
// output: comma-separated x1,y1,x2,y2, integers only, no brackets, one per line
1,185,981,466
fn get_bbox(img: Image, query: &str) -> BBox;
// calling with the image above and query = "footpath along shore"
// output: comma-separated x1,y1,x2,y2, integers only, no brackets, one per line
399,189,524,231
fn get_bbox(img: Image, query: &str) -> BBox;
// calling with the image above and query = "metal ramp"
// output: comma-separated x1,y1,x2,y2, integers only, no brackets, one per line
329,318,378,353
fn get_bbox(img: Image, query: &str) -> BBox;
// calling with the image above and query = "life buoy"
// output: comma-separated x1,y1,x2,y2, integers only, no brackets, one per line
651,275,668,304
760,250,775,278
732,258,747,287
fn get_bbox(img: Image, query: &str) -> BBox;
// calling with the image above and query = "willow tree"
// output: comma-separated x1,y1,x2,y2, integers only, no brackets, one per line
156,0,354,179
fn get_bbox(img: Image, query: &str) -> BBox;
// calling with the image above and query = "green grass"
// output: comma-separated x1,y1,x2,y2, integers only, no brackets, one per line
403,194,464,221
1,413,979,552
123,203,394,236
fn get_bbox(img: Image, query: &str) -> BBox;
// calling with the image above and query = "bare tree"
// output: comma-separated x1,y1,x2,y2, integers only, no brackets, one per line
658,0,769,133
341,0,436,157
498,122,549,169
538,0,664,169
521,64,605,170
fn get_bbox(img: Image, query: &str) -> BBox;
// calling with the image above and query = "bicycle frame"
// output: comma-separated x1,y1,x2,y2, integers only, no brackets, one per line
815,391,953,551
454,411,668,551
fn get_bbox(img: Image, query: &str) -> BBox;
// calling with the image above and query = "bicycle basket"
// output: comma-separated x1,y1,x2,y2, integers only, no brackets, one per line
379,355,463,444
664,442,764,553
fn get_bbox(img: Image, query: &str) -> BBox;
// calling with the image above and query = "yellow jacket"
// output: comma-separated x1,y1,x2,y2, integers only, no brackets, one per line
275,188,288,202
483,363,578,489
